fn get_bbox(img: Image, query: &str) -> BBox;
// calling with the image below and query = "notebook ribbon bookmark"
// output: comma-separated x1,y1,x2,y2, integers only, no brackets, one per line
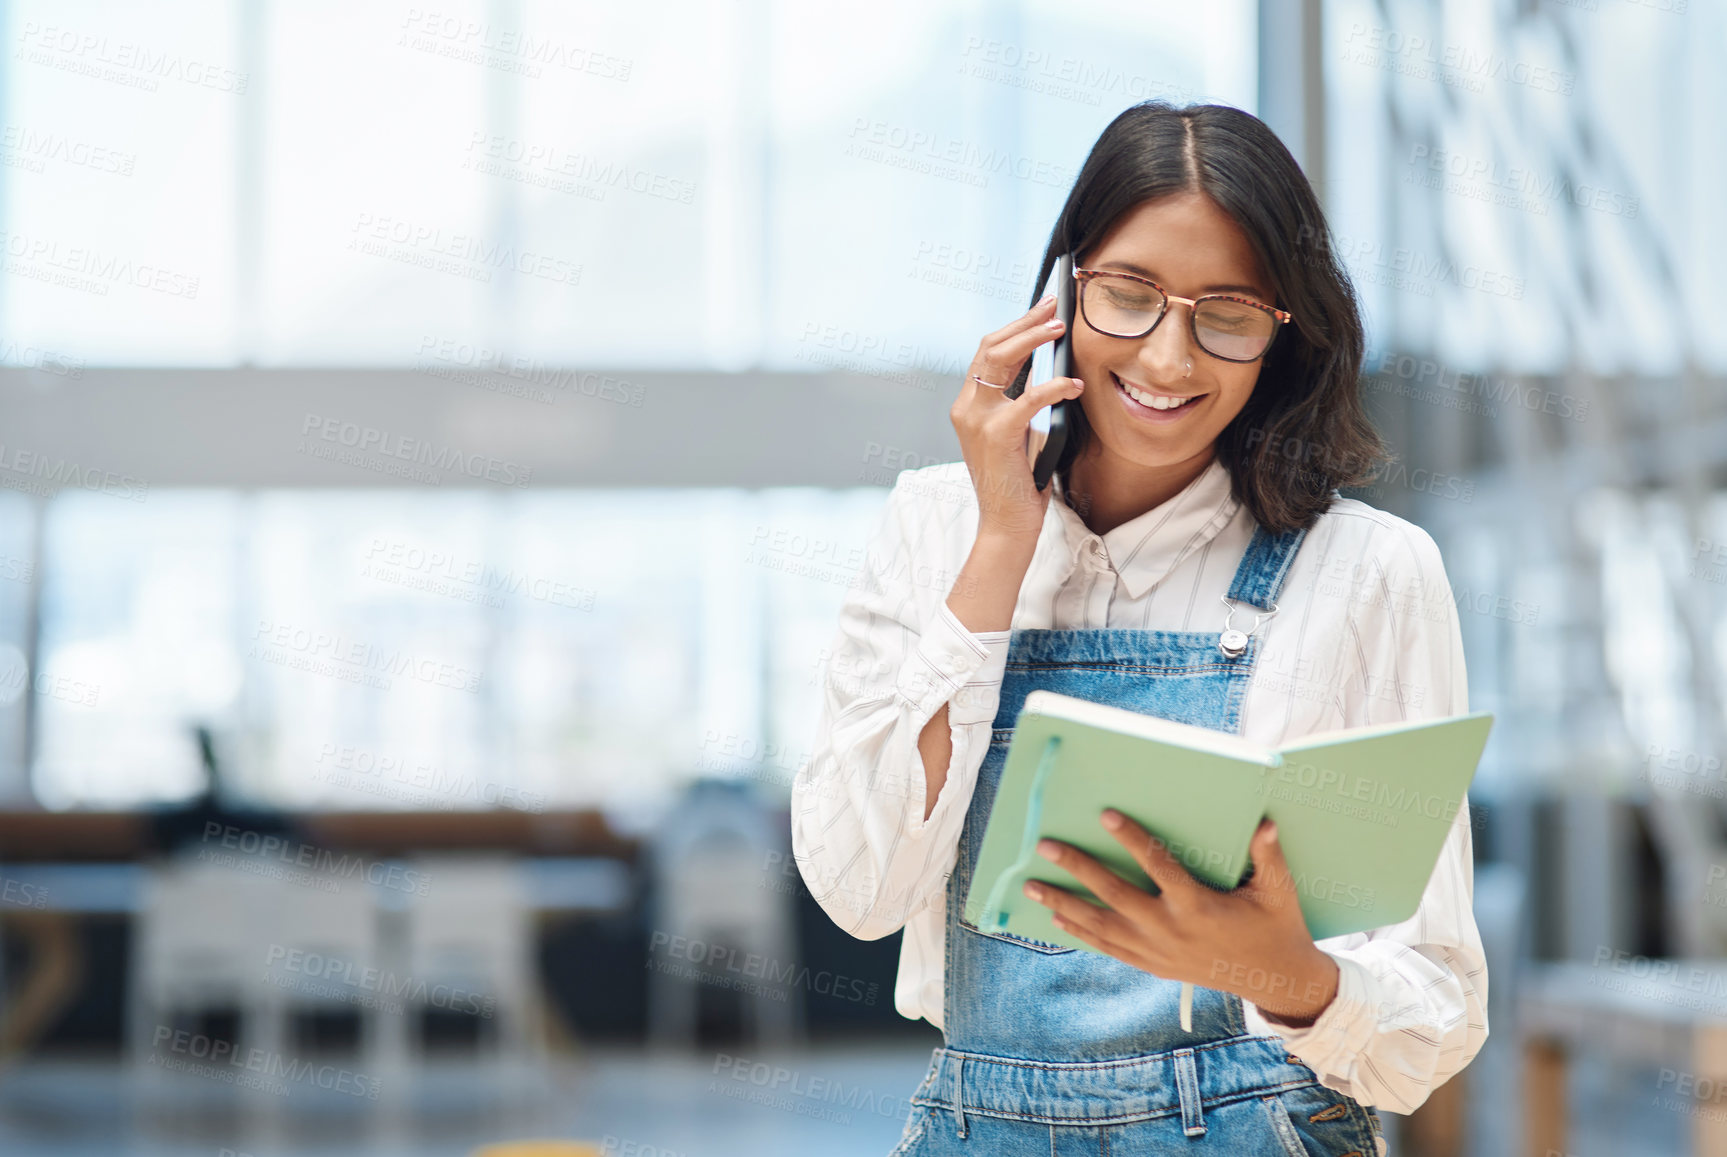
979,734,1062,931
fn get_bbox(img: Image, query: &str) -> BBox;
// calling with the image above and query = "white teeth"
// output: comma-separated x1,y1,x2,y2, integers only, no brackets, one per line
1115,374,1198,411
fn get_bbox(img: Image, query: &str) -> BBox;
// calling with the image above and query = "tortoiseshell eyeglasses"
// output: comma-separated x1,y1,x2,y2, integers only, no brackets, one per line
1073,265,1291,363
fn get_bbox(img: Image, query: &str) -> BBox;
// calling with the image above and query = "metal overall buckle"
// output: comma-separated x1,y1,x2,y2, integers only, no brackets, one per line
1218,593,1278,658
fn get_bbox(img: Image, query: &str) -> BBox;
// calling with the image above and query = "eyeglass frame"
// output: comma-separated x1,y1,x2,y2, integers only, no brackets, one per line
1071,264,1292,364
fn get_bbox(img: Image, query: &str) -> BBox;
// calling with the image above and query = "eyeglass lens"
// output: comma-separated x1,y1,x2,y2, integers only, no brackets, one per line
1082,273,1276,361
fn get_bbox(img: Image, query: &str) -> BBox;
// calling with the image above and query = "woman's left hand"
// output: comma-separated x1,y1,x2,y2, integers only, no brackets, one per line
1023,811,1340,1026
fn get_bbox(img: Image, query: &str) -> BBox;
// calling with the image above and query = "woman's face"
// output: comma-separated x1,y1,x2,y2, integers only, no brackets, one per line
1069,191,1279,470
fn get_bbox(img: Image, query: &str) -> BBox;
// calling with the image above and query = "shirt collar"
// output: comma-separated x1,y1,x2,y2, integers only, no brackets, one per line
1049,457,1241,600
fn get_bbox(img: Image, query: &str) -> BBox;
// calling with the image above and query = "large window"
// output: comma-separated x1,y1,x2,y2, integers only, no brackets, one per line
1323,0,1726,375
0,0,1264,809
0,0,1259,370
24,486,891,811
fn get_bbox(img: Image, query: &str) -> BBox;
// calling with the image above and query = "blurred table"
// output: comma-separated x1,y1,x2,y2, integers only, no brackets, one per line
1521,959,1727,1156
0,808,641,860
0,855,634,1063
0,856,633,915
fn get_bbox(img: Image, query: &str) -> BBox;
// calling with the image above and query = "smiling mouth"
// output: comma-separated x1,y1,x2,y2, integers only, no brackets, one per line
1111,371,1206,412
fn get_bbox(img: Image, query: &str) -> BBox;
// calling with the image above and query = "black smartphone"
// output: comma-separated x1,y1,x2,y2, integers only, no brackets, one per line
1007,252,1074,491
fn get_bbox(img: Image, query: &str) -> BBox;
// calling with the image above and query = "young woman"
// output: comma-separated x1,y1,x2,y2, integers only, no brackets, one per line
791,100,1486,1156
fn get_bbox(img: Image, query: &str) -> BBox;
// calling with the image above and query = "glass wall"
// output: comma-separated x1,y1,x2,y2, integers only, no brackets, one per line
24,486,889,811
0,0,1260,809
0,0,1259,369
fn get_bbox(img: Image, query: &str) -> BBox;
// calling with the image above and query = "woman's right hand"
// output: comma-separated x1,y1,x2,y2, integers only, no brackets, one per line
951,293,1086,544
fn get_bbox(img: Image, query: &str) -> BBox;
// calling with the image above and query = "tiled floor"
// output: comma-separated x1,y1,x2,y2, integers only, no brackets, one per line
0,1040,940,1156
0,1039,1699,1156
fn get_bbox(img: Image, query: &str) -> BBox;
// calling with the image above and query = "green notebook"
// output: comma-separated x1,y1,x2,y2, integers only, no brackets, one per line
964,690,1494,949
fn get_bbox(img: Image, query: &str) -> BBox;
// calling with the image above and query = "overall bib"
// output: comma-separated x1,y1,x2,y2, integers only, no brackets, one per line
891,523,1388,1157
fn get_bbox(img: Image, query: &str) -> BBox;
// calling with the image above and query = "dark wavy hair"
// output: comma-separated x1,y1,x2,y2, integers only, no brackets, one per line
1016,100,1388,533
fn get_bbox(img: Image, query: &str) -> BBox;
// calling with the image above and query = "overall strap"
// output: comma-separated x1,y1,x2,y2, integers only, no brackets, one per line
1224,523,1309,610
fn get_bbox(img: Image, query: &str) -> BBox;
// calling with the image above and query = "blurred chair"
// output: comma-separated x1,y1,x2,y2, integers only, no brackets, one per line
646,779,801,1048
400,854,543,1079
129,851,390,1113
127,855,277,1074
251,867,384,1068
1646,786,1727,956
0,910,82,1073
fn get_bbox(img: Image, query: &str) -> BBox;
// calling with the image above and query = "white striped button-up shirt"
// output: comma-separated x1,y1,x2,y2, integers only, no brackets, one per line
790,455,1487,1114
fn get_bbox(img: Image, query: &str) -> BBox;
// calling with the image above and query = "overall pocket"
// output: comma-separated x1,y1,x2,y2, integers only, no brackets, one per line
887,1104,935,1156
954,738,1077,955
1263,1085,1380,1157
955,915,1076,954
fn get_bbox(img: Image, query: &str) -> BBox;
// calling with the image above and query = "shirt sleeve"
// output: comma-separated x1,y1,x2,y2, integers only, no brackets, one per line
1243,520,1489,1115
789,472,1012,941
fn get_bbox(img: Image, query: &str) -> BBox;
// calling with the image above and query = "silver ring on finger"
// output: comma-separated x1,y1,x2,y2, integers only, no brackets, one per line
971,373,1009,391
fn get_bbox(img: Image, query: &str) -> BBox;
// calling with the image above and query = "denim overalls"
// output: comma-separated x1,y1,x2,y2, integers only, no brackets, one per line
892,522,1388,1157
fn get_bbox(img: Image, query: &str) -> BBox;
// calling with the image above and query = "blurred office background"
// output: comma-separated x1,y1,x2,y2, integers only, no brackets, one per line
0,0,1720,1154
